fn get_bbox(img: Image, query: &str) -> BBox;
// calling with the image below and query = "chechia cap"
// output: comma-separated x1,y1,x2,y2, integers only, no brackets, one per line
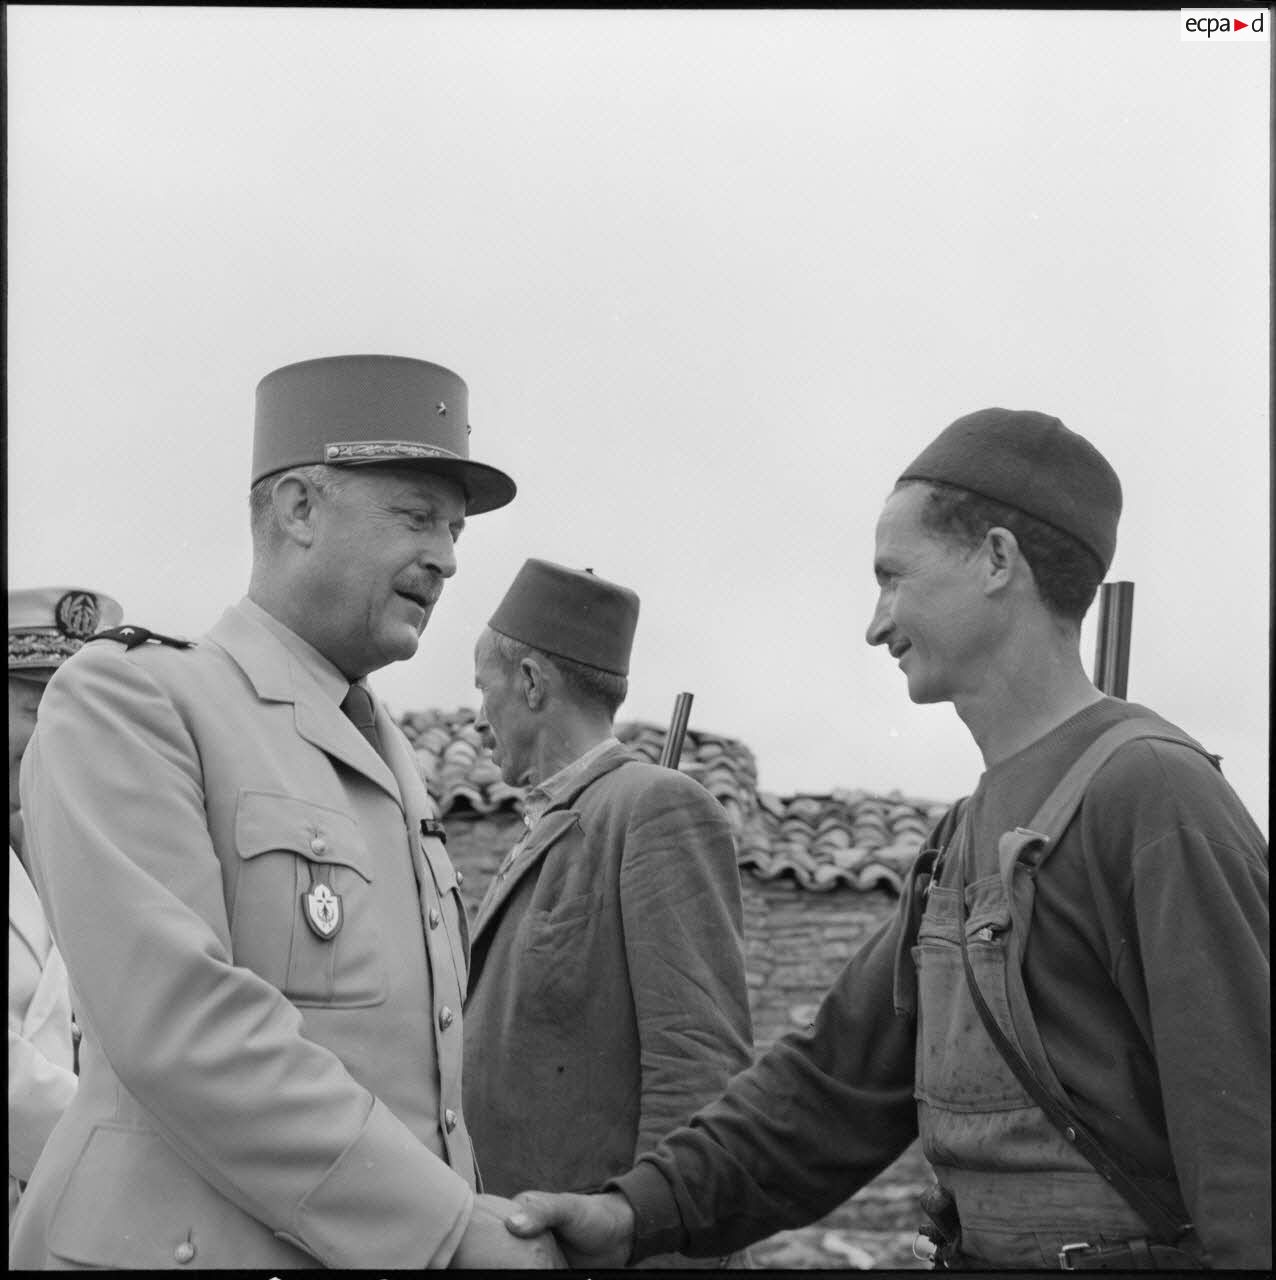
9,587,124,672
488,559,640,676
252,354,516,515
897,407,1122,571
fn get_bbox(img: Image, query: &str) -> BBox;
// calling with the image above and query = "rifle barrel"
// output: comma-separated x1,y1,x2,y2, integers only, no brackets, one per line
1093,580,1135,699
659,692,695,768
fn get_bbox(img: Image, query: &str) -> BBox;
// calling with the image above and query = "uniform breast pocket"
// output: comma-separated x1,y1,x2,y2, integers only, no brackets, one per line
231,790,387,1007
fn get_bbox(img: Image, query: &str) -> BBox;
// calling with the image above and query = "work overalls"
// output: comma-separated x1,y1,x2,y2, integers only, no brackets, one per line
905,810,1198,1269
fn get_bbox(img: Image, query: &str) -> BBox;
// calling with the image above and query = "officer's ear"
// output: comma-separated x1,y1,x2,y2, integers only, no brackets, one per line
270,472,321,548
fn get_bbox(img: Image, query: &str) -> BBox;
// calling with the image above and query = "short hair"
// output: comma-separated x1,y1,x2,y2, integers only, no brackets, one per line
488,630,628,719
902,479,1104,624
248,465,348,547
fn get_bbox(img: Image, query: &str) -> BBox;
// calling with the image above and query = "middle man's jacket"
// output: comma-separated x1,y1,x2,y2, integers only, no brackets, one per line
462,742,754,1199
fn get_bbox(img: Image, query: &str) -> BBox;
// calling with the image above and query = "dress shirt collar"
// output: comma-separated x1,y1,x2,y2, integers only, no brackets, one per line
521,735,622,830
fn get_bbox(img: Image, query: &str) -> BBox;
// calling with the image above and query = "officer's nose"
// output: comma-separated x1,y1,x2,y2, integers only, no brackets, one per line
422,535,457,580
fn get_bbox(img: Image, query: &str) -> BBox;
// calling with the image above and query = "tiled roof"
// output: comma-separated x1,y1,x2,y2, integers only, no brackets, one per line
398,709,948,896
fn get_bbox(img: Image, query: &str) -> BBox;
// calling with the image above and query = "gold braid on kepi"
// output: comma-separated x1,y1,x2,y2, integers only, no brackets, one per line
8,587,124,672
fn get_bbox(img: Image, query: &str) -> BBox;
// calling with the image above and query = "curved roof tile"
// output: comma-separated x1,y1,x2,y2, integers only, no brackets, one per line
397,708,949,896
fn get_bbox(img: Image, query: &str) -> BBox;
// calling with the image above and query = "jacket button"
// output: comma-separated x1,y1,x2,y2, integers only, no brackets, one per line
439,1005,454,1030
455,871,464,887
174,1241,196,1264
309,835,327,855
428,907,441,929
444,1108,458,1132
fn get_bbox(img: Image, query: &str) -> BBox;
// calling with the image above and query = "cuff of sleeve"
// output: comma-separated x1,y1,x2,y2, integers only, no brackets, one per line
605,1160,687,1263
294,1098,473,1267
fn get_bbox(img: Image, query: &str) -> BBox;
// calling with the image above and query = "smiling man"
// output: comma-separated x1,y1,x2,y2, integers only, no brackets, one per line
504,408,1270,1271
10,355,562,1269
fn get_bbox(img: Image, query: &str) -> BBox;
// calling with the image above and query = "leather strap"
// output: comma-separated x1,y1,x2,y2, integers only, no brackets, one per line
1058,1237,1207,1270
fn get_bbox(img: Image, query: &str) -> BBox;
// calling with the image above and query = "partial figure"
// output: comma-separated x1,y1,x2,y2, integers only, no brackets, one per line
465,559,753,1268
506,408,1270,1271
9,586,122,1223
11,355,562,1269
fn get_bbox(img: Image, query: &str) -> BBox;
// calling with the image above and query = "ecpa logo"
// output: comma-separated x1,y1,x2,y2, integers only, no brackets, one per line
1181,8,1270,39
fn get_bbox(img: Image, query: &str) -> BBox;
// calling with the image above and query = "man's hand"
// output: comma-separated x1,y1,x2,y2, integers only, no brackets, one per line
505,1190,636,1269
450,1193,567,1268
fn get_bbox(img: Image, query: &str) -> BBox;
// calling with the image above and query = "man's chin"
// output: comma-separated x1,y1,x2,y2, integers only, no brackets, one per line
905,674,941,705
366,628,424,672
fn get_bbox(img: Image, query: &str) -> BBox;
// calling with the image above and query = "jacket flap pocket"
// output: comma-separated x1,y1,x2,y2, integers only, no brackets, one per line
234,790,372,881
47,1123,314,1268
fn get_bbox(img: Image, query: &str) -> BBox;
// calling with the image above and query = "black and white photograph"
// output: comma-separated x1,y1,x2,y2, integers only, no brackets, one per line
7,7,1269,1272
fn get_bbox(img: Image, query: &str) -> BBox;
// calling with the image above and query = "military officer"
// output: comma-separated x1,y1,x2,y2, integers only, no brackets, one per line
10,355,563,1269
9,586,122,1223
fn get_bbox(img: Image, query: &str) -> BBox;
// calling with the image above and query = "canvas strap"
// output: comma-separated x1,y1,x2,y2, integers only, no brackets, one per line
952,717,1219,1253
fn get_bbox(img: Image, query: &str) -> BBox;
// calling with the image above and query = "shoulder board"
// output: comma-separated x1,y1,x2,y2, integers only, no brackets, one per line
88,625,195,651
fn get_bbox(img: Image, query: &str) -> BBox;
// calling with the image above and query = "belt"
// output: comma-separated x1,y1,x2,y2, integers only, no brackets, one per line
1057,1239,1205,1270
935,1238,1206,1271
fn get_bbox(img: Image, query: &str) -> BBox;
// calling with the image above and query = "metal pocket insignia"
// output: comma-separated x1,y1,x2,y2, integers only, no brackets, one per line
302,881,343,940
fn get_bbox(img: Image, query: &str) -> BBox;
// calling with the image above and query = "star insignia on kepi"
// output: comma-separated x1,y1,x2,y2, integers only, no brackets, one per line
436,401,448,416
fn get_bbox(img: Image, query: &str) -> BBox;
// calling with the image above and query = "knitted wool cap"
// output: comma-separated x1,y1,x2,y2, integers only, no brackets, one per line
9,587,124,672
252,354,516,515
898,408,1122,571
488,559,640,676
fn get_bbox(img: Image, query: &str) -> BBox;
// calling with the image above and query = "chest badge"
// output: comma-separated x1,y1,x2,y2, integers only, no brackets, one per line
302,882,343,940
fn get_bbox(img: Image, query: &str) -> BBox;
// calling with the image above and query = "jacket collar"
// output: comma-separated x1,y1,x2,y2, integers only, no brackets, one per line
206,600,408,808
535,739,636,816
469,742,638,941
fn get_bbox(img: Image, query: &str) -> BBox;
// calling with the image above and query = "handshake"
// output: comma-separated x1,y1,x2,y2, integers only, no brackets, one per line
450,1190,636,1269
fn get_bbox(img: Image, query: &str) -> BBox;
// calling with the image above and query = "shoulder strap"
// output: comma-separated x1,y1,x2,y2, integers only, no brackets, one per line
956,716,1219,1251
892,799,970,1016
88,625,194,650
1010,716,1219,863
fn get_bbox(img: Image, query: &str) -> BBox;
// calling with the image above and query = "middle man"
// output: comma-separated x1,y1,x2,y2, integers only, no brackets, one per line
464,559,754,1267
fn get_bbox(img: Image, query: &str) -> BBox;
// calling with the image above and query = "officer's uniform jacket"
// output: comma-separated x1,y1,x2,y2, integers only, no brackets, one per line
462,741,753,1204
9,598,476,1269
9,846,77,1223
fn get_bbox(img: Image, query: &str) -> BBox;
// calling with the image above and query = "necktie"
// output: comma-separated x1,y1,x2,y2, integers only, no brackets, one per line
341,683,385,760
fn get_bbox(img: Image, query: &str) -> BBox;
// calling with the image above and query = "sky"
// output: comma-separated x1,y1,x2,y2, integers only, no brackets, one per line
6,8,1270,834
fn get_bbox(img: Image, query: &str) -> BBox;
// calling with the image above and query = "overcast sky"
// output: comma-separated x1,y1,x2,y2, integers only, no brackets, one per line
7,8,1270,834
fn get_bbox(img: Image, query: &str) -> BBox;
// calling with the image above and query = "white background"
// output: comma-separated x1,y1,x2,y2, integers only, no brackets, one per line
7,9,1269,832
